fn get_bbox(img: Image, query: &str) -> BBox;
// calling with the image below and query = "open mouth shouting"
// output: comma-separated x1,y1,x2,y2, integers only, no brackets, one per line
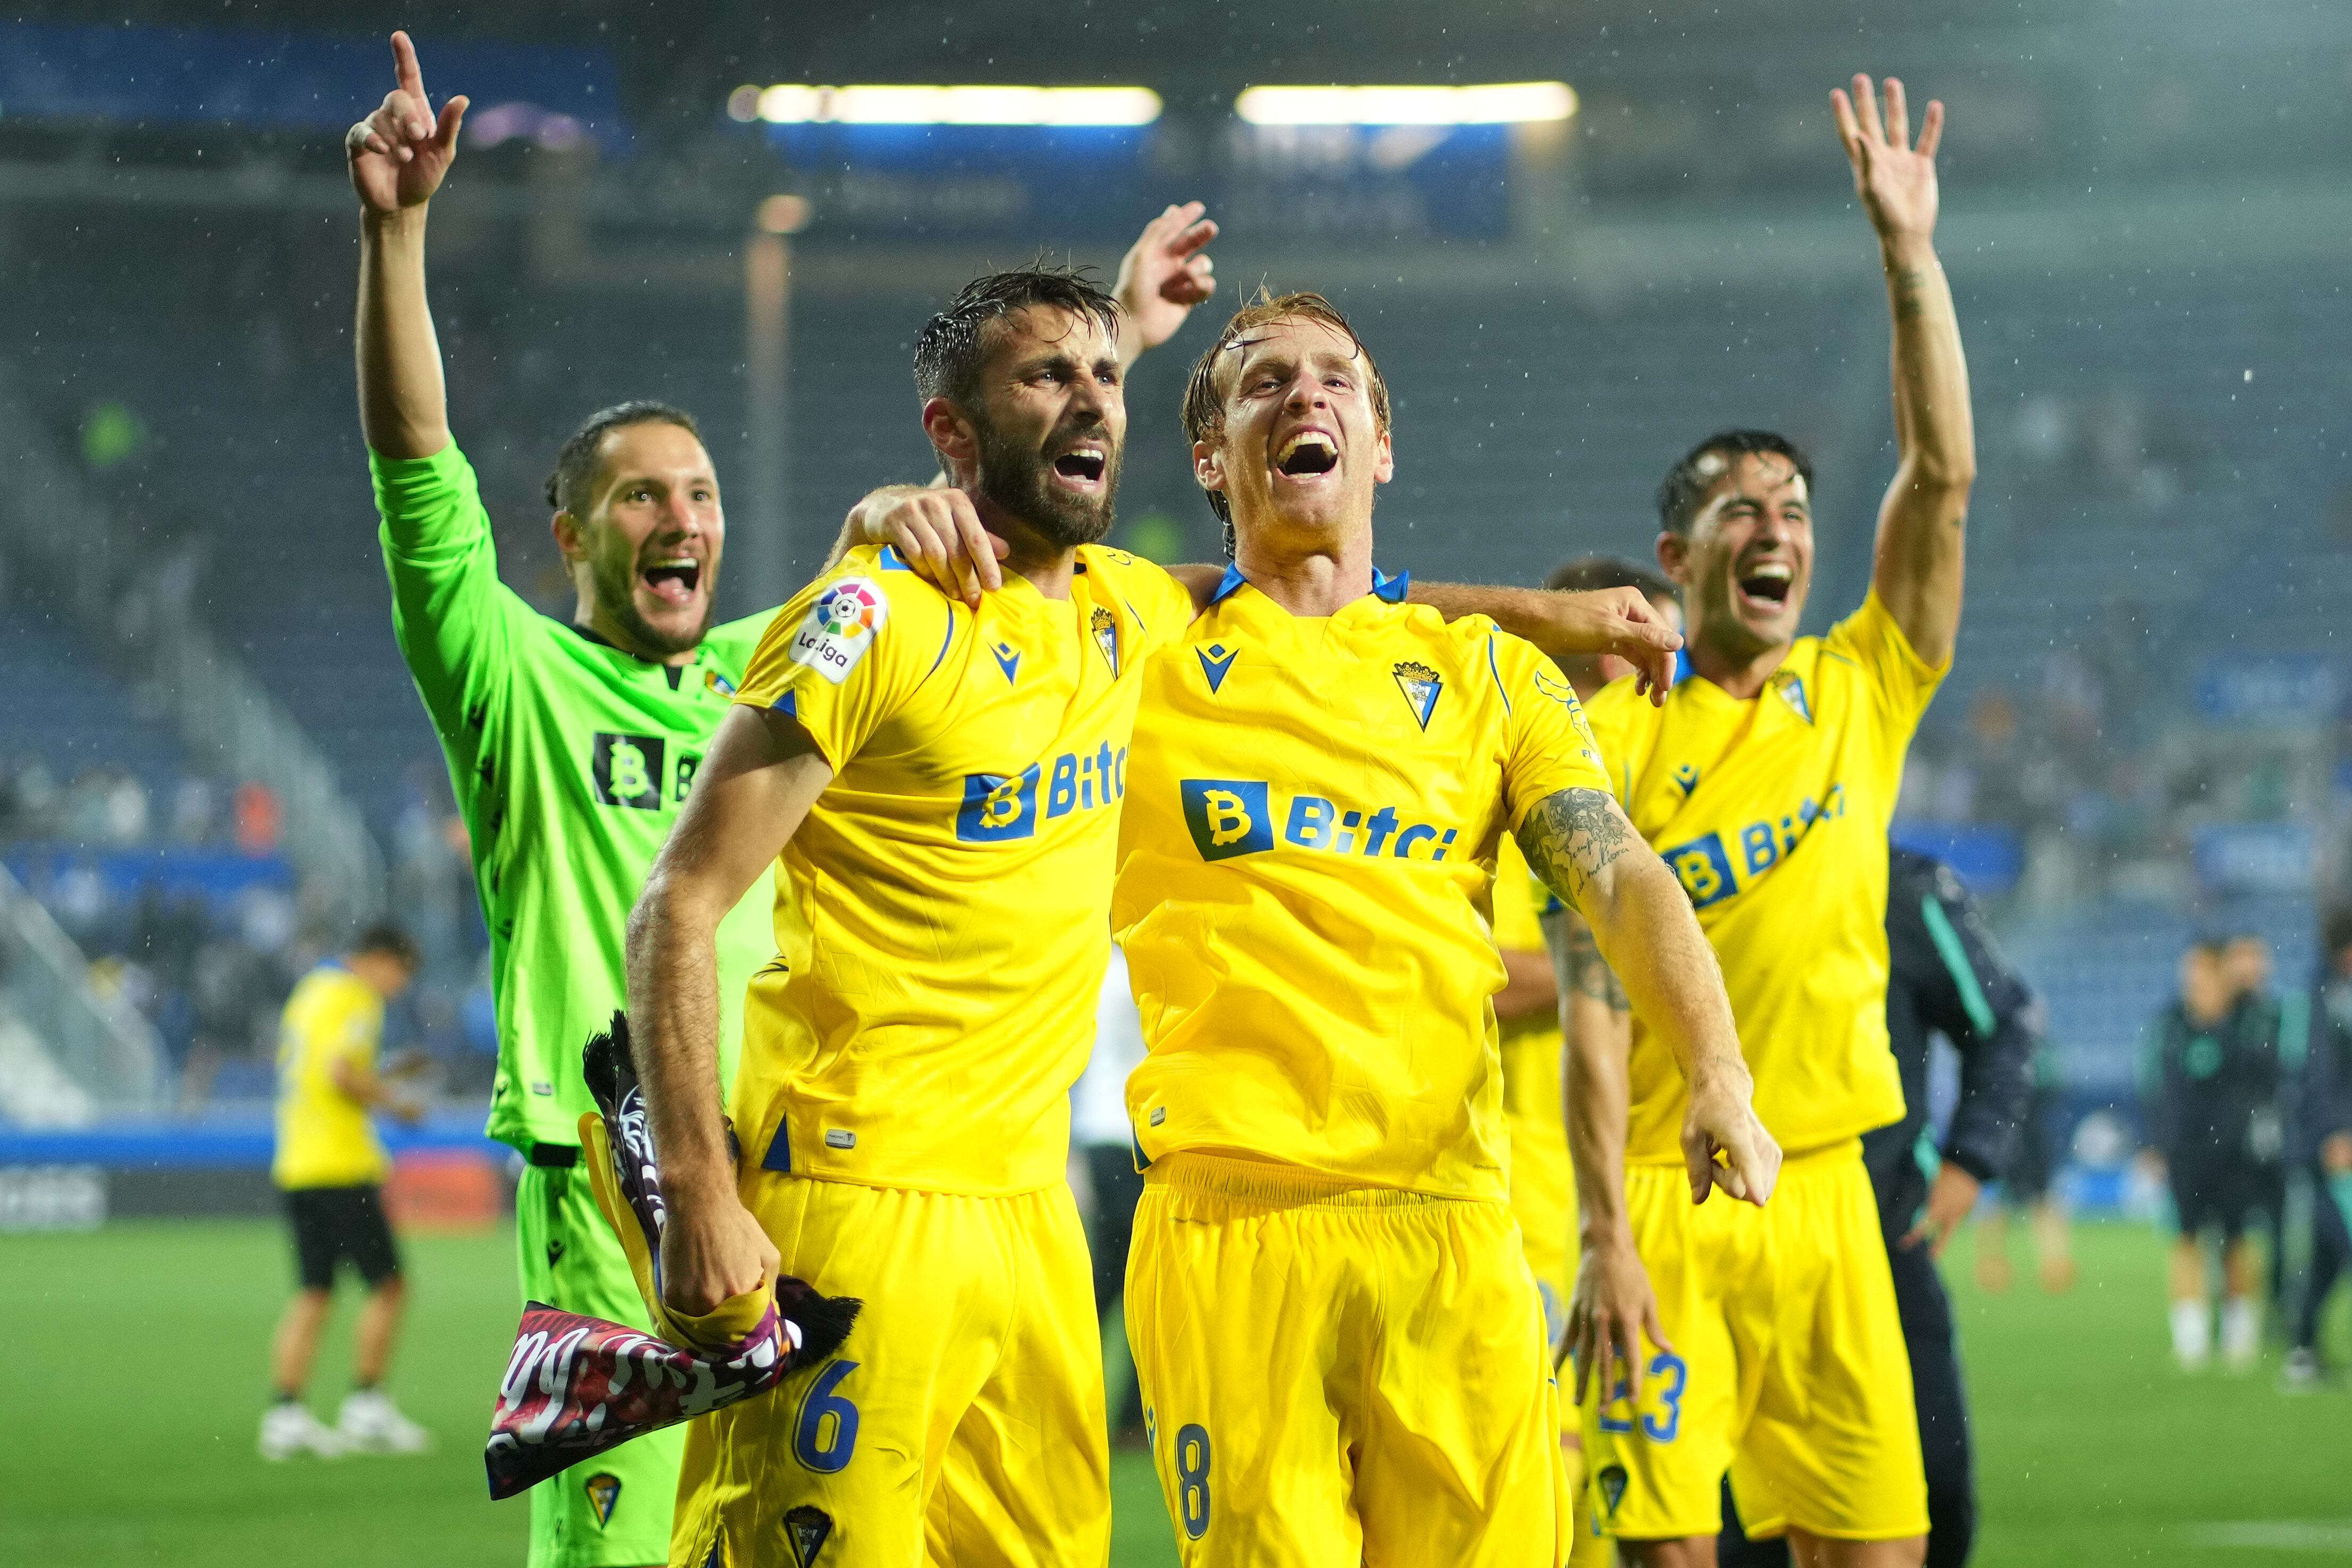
640,555,703,608
1274,428,1340,480
1049,442,1109,493
1735,558,1795,617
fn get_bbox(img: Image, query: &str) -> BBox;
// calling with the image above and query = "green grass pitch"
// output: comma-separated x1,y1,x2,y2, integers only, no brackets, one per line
0,1218,2342,1565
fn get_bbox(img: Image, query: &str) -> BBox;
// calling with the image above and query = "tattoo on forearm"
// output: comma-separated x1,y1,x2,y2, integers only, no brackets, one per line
1891,266,1931,323
1563,918,1631,1011
1517,787,1637,913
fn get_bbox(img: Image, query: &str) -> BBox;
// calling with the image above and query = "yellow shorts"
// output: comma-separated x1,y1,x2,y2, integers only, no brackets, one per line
1127,1153,1569,1567
671,1173,1109,1568
1579,1141,1926,1545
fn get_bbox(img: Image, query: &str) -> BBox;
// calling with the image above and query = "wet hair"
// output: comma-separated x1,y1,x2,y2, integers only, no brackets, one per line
1181,289,1392,532
1544,554,1680,604
912,264,1125,414
545,401,703,515
1655,429,1815,536
353,921,423,970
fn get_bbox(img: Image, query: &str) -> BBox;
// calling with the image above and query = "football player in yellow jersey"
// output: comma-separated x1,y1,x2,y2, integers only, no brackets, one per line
1562,78,1974,1568
1110,291,1779,1566
622,259,1678,1565
263,923,428,1461
1506,558,1685,1566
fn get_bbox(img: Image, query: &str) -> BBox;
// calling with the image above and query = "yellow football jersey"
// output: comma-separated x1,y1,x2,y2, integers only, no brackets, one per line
1493,834,1574,1310
731,542,1195,1197
1581,590,1946,1164
273,962,392,1190
1115,569,1613,1201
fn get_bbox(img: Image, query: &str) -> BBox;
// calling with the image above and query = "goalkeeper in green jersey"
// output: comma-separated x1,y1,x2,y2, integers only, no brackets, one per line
346,32,1218,1568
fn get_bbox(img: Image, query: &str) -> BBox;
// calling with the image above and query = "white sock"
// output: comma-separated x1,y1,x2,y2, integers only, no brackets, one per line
2221,1297,2260,1363
2172,1299,2211,1364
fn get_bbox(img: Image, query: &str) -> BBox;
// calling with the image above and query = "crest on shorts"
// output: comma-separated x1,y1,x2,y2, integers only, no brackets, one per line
784,1505,835,1567
583,1472,622,1528
1092,606,1120,677
1393,661,1442,730
1597,1463,1629,1520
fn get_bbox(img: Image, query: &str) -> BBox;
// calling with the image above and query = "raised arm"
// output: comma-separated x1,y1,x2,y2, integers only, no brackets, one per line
1834,75,1974,667
1113,201,1218,366
625,706,832,1315
349,31,467,459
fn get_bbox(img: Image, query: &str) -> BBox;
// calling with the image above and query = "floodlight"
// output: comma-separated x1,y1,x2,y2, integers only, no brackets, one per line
1234,83,1577,126
730,84,1161,127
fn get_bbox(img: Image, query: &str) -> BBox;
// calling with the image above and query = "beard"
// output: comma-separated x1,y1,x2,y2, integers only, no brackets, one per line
589,548,715,659
971,410,1121,550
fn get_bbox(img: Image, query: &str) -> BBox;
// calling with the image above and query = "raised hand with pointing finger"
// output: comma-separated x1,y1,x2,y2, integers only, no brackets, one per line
346,30,468,216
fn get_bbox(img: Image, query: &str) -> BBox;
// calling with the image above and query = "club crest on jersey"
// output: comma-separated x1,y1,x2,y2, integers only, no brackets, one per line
783,1505,835,1567
703,668,737,697
1091,606,1119,677
1392,661,1442,730
1196,641,1238,694
583,1472,622,1528
789,578,888,686
1773,670,1813,724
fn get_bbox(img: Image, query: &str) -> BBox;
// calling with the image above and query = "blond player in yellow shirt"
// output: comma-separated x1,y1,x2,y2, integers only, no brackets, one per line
1562,77,1974,1567
623,255,1680,1566
263,923,429,1461
1111,291,1779,1566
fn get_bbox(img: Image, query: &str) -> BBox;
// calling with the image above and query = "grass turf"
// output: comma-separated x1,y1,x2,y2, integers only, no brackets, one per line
0,1218,2342,1565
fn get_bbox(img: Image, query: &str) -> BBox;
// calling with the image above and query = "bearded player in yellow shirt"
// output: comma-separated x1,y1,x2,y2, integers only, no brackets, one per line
1563,77,1975,1567
1113,291,1780,1566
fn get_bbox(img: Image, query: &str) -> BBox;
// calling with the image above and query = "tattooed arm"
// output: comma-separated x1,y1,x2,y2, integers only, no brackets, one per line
1516,787,1778,1207
1833,73,1974,666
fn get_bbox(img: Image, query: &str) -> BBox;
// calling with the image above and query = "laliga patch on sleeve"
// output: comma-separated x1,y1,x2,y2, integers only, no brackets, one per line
788,578,889,684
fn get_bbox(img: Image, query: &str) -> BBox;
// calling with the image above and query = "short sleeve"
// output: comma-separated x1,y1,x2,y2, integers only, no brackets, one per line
1492,634,1615,833
1826,589,1949,741
733,551,948,772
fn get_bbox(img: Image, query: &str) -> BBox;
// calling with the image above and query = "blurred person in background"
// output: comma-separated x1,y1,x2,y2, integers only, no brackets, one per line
2139,937,2281,1370
1722,849,2036,1568
261,922,428,1460
1515,555,1682,1563
1071,940,1149,1438
2219,932,2292,1314
2282,909,2352,1390
348,31,1229,1566
1564,75,1974,1567
1970,1039,2077,1295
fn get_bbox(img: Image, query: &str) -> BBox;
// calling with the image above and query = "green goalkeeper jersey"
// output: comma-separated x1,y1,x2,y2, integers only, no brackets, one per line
373,441,778,1153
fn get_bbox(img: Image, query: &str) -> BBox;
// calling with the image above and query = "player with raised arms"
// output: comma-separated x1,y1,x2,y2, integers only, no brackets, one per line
1102,289,1779,1564
1561,76,1975,1567
344,32,1224,1568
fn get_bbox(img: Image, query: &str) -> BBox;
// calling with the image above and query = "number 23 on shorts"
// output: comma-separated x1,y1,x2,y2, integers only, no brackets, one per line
793,1360,861,1473
1595,1351,1688,1443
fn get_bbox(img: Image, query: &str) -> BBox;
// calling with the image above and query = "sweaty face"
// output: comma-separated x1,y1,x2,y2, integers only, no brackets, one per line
966,306,1125,549
574,422,724,657
1669,451,1813,663
1199,316,1392,543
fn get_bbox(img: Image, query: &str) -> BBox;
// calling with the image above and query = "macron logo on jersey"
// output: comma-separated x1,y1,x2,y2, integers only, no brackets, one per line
788,578,888,685
1179,779,1459,865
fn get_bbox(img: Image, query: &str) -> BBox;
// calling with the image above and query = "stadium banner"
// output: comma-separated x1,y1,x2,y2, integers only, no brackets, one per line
0,22,632,152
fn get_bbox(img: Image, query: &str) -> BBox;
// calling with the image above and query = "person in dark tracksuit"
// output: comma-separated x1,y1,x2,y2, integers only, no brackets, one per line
2284,910,2352,1389
2141,939,2282,1371
1721,847,2036,1568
